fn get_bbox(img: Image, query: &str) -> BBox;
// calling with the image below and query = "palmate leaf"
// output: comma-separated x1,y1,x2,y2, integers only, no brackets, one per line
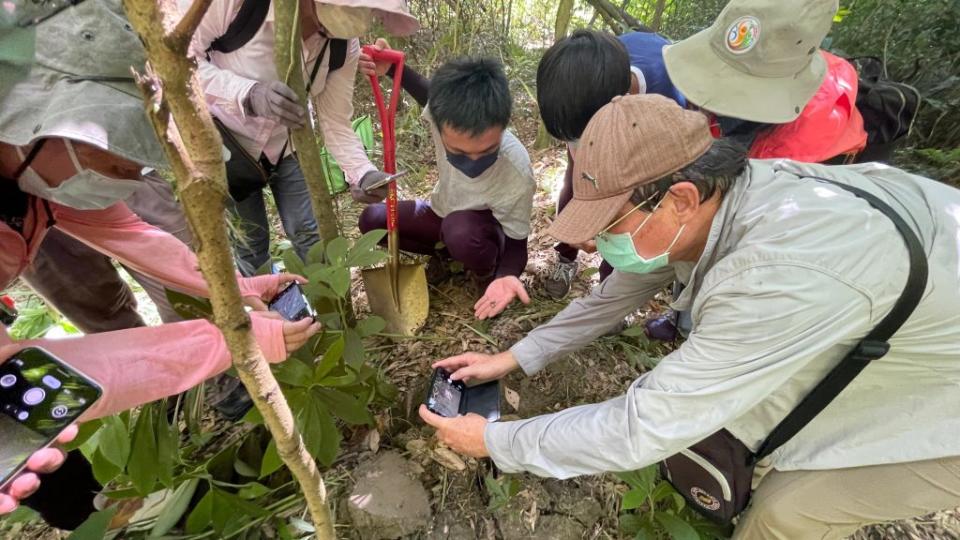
313,387,372,425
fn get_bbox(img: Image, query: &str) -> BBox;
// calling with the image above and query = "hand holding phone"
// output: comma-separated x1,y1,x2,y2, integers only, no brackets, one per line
267,282,316,322
423,368,500,422
0,348,101,493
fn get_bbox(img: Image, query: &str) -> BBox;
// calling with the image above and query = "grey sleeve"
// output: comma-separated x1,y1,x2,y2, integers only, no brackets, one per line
486,265,873,479
509,267,674,375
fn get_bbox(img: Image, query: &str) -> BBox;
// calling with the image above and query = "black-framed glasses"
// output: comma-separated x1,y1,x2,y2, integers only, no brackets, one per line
11,0,86,28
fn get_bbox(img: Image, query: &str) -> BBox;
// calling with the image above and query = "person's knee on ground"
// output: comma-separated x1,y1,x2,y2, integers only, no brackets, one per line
441,211,501,276
358,203,386,235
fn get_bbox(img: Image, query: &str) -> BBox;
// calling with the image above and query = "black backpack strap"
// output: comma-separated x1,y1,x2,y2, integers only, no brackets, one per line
752,176,929,463
328,38,347,72
207,0,270,54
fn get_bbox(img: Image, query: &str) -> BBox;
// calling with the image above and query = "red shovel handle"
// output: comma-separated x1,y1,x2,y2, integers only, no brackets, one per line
363,45,405,234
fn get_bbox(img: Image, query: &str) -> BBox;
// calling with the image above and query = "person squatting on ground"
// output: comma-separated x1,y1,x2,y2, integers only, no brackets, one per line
536,29,686,299
358,39,536,320
421,94,960,540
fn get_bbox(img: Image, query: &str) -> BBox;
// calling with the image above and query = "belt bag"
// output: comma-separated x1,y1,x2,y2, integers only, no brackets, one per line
215,117,270,202
660,176,929,526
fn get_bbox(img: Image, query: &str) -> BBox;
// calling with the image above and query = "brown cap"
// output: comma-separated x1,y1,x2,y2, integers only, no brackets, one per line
547,94,712,245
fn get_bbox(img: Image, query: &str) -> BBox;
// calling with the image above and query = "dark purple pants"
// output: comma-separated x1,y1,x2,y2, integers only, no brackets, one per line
358,199,504,276
556,158,613,281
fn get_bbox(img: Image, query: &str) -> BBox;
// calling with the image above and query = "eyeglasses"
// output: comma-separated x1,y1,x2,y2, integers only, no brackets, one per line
10,0,86,28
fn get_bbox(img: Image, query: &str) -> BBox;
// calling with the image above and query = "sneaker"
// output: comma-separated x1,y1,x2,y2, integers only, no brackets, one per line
544,256,578,299
644,312,679,342
209,374,254,422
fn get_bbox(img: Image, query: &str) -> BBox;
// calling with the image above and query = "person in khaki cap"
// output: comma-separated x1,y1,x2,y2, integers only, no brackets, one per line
419,94,960,539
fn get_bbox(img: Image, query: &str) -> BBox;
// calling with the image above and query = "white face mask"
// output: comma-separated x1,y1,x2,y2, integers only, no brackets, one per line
15,140,141,210
315,4,372,38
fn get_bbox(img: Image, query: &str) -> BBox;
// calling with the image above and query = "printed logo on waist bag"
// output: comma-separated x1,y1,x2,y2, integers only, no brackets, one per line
690,487,721,511
725,16,760,54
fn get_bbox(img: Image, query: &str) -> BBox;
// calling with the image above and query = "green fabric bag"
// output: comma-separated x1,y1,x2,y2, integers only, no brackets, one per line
320,115,374,194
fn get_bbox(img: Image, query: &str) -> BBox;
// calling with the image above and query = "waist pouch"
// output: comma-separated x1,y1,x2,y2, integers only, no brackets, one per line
215,117,271,202
660,176,928,526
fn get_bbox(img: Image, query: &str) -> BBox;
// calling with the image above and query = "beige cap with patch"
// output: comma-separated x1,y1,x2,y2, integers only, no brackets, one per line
663,0,838,123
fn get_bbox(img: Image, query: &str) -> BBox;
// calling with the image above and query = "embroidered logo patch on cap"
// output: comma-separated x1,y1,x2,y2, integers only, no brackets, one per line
725,16,760,54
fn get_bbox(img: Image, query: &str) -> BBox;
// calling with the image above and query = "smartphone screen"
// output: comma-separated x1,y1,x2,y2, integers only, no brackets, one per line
0,347,101,490
268,283,315,321
426,369,463,418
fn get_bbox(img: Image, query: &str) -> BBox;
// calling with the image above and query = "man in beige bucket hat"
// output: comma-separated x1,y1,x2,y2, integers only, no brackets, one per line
422,94,960,538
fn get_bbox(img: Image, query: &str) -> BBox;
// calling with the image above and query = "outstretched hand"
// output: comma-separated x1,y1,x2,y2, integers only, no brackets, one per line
474,276,530,320
243,273,308,311
432,351,519,384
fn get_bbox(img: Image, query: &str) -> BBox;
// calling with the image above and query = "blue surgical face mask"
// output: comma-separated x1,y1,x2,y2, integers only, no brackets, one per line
445,149,499,179
595,194,685,274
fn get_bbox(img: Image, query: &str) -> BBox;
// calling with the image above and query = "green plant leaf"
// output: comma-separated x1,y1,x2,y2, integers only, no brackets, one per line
343,328,364,369
260,439,284,478
149,477,199,538
620,325,647,337
155,410,177,488
314,335,345,383
314,388,372,425
616,465,657,494
66,508,117,540
98,414,131,469
306,239,327,265
297,395,341,466
237,481,271,500
356,315,386,337
274,357,314,387
66,418,102,452
164,289,213,321
618,513,645,535
185,488,213,535
328,267,351,297
304,280,339,300
89,448,122,486
325,237,350,265
651,480,677,503
654,512,700,540
127,404,159,495
283,249,307,278
234,457,259,478
345,249,389,268
346,229,387,266
621,487,648,510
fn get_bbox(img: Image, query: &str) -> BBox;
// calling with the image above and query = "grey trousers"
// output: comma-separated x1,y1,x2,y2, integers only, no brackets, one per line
20,173,190,331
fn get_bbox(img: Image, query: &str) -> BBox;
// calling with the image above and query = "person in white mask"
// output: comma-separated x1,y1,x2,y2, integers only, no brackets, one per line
0,0,319,527
183,0,419,274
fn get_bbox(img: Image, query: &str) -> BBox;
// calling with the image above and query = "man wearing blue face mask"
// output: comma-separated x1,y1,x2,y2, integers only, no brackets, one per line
359,40,535,320
420,94,960,538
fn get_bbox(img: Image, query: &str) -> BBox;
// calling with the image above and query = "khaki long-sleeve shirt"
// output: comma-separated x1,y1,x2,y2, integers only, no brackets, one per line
485,160,960,478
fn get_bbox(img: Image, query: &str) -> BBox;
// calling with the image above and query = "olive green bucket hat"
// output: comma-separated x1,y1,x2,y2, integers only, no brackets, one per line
663,0,838,124
0,0,168,169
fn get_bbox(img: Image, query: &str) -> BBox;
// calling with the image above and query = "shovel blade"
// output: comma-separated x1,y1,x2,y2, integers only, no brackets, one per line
362,263,429,336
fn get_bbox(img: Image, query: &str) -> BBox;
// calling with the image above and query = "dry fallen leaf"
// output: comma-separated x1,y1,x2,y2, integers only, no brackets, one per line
431,446,467,471
504,386,520,412
364,428,381,453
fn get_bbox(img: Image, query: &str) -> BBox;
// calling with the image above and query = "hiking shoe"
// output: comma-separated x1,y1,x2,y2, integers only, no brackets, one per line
425,255,452,286
209,374,254,422
544,256,578,299
645,312,679,342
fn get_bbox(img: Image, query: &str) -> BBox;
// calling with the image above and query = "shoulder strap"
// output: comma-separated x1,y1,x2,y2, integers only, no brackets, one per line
752,175,929,463
328,38,347,72
207,0,271,54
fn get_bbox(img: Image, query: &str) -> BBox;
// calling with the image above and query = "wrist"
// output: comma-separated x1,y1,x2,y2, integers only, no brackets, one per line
496,351,520,374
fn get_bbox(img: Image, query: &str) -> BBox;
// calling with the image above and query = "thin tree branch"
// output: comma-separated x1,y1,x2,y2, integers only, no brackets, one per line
169,0,213,47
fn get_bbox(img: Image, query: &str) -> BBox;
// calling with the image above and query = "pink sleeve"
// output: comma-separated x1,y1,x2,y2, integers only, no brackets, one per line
52,202,280,300
0,315,286,422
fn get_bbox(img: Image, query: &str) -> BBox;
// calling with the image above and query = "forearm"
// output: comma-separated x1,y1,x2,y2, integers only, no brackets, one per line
387,63,429,107
6,316,286,422
510,268,673,374
496,237,528,278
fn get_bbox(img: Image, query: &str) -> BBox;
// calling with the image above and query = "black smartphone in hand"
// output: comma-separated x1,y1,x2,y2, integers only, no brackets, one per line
267,282,316,321
1,347,102,491
424,368,501,422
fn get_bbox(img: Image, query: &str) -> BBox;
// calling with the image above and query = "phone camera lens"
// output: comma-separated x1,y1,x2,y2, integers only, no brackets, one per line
16,410,29,421
22,387,46,406
0,374,15,388
51,405,69,419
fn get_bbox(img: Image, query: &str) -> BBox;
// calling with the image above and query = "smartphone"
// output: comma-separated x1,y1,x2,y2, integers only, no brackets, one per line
267,282,316,321
364,170,408,193
425,368,465,418
0,347,102,491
